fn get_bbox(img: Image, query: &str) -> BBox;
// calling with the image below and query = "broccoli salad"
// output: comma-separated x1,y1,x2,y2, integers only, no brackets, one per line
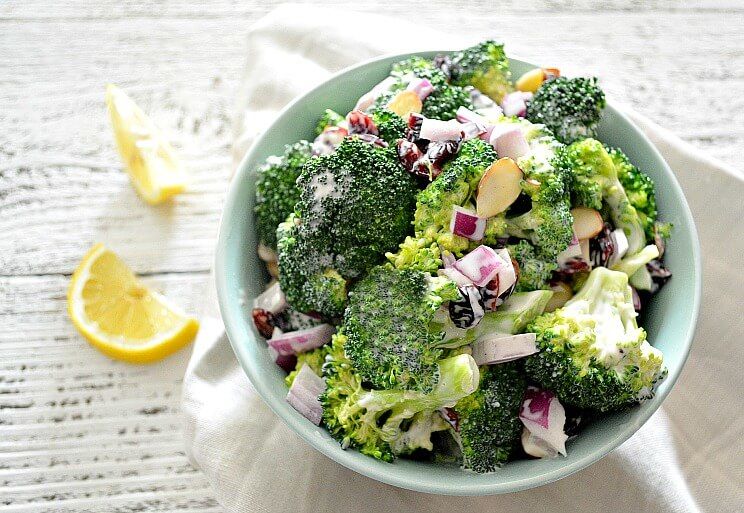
250,41,673,472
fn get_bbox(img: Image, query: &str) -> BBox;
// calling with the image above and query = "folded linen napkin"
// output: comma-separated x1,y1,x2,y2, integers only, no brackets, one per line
183,5,744,512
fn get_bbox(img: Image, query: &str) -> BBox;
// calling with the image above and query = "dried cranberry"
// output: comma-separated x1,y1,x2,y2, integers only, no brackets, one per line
440,407,459,431
631,287,642,312
589,223,615,267
479,276,501,311
448,285,485,329
647,259,672,293
397,139,423,170
346,110,378,136
426,139,461,174
406,112,425,142
251,308,276,338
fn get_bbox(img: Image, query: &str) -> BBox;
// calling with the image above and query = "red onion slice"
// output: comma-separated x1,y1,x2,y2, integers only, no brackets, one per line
267,324,335,356
519,386,568,456
439,266,473,287
453,245,507,287
500,91,533,118
450,206,487,241
419,118,464,142
406,77,435,100
492,128,530,160
253,281,287,314
471,333,537,365
495,248,518,296
286,364,326,425
522,428,560,459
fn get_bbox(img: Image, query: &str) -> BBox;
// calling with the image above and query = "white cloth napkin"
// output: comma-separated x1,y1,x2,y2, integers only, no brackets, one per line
183,5,744,512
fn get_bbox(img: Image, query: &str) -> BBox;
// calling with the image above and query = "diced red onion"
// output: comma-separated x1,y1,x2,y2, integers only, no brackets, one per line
471,333,537,365
450,206,487,241
456,106,487,124
468,87,498,110
439,266,473,287
460,122,486,141
441,250,456,268
253,281,287,315
419,118,464,142
267,324,335,356
453,245,507,287
406,77,435,100
492,128,530,160
354,76,398,111
500,91,533,118
495,249,518,296
522,428,560,459
286,364,326,425
519,386,568,456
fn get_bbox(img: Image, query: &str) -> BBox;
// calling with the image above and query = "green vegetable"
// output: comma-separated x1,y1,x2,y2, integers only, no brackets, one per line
452,362,526,472
277,137,417,318
385,236,442,274
254,141,314,249
315,108,345,135
285,346,328,387
508,239,558,292
371,109,407,145
343,266,458,392
421,84,474,121
450,40,512,103
608,146,671,242
526,77,606,144
320,332,479,462
525,266,666,412
565,138,646,258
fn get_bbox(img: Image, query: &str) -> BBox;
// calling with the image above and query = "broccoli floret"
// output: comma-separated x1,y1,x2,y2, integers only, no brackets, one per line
320,332,479,462
315,108,345,135
413,138,498,255
526,77,606,144
449,40,512,103
278,137,417,317
565,139,646,257
387,56,473,120
254,141,314,249
505,128,573,259
608,146,671,242
385,236,442,273
524,266,666,412
285,346,328,387
451,362,526,472
276,216,348,318
343,266,459,392
371,109,407,145
508,240,558,291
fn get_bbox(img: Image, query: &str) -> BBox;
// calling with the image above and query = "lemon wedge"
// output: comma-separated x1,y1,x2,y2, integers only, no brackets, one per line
67,243,199,363
105,84,187,204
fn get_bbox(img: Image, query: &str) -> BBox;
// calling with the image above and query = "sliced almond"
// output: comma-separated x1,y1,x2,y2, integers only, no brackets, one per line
515,68,546,93
571,207,603,240
476,158,524,218
386,90,422,118
267,260,279,279
545,282,573,313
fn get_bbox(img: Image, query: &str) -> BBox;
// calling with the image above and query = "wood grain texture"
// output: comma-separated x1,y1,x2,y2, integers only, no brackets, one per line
1,0,742,510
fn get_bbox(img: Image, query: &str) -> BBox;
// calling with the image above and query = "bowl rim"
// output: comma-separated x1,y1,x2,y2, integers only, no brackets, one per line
215,50,702,495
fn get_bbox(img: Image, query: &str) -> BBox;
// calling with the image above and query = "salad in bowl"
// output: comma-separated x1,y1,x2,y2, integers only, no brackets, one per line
247,41,674,474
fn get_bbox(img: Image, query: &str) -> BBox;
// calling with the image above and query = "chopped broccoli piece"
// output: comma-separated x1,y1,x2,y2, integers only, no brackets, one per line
506,128,574,259
320,332,479,462
371,109,407,145
385,236,442,273
343,266,459,392
525,267,666,412
391,57,448,87
508,240,558,291
526,77,606,144
254,141,314,249
413,138,498,255
285,346,328,387
315,108,345,135
450,40,512,103
422,84,474,121
608,146,671,242
565,139,646,257
452,362,526,472
277,137,417,318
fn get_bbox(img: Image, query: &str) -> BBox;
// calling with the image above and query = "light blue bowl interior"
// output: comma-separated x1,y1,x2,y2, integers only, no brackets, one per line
215,52,701,496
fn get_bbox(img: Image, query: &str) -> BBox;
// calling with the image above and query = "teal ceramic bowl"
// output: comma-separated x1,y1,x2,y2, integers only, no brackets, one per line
215,51,701,495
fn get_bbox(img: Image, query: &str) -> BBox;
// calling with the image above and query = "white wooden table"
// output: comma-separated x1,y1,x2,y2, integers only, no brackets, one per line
2,1,742,510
